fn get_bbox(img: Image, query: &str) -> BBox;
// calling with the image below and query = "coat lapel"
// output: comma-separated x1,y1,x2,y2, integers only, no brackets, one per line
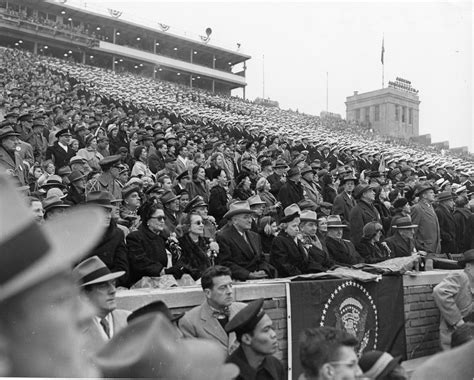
229,226,254,259
200,302,229,347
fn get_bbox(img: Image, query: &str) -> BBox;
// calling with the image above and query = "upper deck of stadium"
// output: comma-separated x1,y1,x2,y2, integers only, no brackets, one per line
0,0,251,95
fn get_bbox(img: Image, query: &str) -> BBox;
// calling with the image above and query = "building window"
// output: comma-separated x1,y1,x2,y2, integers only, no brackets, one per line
365,107,370,123
355,109,361,120
409,108,413,124
374,105,380,121
395,105,399,121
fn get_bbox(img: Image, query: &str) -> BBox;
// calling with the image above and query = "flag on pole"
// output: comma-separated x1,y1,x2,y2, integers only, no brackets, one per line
381,37,385,64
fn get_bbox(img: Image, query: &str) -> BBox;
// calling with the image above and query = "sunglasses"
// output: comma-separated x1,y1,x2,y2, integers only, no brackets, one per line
193,220,204,226
150,215,165,221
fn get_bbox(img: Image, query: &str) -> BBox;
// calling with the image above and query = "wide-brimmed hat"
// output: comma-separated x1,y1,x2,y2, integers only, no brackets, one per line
68,170,86,183
248,194,266,207
86,191,114,209
122,185,140,200
0,125,20,140
73,256,124,287
95,314,239,379
414,183,435,196
353,183,378,199
127,300,184,324
69,155,87,165
326,215,348,228
359,350,402,380
160,190,180,204
42,195,70,213
224,201,256,219
273,158,289,169
280,203,300,223
300,210,317,222
0,173,106,302
340,175,358,185
40,175,66,190
287,166,301,178
436,191,454,202
392,216,418,229
301,164,313,176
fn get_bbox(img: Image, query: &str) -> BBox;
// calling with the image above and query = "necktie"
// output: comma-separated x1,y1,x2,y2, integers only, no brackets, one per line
100,318,110,338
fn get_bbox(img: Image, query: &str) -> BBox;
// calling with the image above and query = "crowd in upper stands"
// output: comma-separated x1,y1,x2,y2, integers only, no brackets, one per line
1,46,474,288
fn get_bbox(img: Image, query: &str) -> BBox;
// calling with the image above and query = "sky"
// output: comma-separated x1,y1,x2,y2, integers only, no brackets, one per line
85,0,473,152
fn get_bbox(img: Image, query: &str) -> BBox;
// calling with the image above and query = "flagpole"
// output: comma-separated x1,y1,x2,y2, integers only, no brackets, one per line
326,72,328,112
381,35,385,88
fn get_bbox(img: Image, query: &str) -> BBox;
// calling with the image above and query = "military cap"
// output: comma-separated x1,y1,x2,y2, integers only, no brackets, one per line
55,128,72,138
99,155,122,169
176,171,190,181
183,195,208,214
225,299,265,336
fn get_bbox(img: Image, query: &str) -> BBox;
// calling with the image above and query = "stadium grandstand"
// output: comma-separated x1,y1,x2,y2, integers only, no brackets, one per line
0,0,251,96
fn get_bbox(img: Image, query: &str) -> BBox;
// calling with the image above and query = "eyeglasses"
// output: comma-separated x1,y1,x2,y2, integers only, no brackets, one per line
150,215,165,221
193,220,204,225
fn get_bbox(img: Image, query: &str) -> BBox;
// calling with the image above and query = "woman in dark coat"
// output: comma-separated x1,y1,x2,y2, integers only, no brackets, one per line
270,210,324,277
186,165,210,204
126,199,179,285
208,168,230,225
176,212,212,280
233,173,254,201
356,222,391,263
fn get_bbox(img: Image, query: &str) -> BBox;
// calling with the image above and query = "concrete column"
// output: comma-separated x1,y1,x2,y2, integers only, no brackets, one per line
212,80,215,93
82,52,86,64
33,42,37,55
190,75,193,88
113,27,116,44
212,54,215,69
153,39,156,54
112,55,115,72
153,66,156,80
243,86,246,100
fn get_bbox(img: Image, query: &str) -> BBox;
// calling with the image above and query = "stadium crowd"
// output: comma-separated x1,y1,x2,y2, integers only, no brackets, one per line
1,46,474,379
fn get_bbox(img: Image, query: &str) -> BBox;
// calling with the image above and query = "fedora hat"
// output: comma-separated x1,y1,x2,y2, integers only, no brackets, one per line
436,191,454,202
287,166,301,178
248,194,266,207
0,125,20,140
300,210,317,222
392,216,418,229
0,173,106,302
73,256,124,287
127,300,184,324
414,183,435,196
280,203,300,223
86,191,114,209
340,175,358,185
301,164,313,176
223,201,256,219
273,158,289,169
353,183,377,199
160,190,180,204
326,215,348,228
68,170,86,183
122,185,140,200
42,195,70,213
40,175,66,190
95,314,239,379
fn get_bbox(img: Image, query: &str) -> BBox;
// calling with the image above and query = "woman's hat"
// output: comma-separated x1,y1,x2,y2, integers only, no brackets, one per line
280,203,300,223
73,256,125,287
359,350,402,380
300,210,318,222
0,174,106,302
223,201,256,219
326,215,348,228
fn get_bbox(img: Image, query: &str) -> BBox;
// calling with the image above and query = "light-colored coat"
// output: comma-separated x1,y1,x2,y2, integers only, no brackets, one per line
410,200,441,254
0,146,27,185
433,269,473,350
178,301,246,355
81,309,130,357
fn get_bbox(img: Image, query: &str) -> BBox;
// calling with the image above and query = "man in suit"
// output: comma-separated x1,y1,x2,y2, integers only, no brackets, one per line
432,249,474,350
46,128,75,169
385,216,419,257
333,175,357,239
216,201,276,281
73,256,130,357
267,159,288,197
0,125,27,185
411,184,441,254
278,166,305,209
434,191,457,255
349,183,381,246
179,266,247,355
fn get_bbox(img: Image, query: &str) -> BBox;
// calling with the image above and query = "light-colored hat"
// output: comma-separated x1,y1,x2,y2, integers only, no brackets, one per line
326,215,348,228
248,195,266,207
73,256,125,287
300,210,317,222
392,216,418,229
0,174,106,301
223,201,256,219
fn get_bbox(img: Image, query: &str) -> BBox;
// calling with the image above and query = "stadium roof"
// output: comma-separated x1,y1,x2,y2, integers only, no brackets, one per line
30,0,251,65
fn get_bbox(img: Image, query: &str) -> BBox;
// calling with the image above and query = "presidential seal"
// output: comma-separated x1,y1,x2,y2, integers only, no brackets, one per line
320,281,378,355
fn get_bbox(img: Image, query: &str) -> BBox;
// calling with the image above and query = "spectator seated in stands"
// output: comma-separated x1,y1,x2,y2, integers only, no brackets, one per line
385,216,419,258
325,215,363,266
178,266,247,355
356,222,391,264
217,201,276,281
270,205,326,277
